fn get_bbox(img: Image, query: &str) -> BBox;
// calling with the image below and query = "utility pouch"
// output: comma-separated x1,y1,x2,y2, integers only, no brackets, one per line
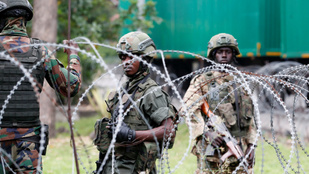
240,94,254,128
93,118,111,154
217,103,236,128
42,124,49,155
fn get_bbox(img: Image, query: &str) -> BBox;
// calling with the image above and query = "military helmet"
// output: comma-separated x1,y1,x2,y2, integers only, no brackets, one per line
116,31,156,61
0,0,33,21
207,33,240,59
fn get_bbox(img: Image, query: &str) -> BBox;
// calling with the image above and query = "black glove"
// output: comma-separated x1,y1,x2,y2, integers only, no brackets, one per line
108,122,136,143
244,144,255,168
204,130,224,147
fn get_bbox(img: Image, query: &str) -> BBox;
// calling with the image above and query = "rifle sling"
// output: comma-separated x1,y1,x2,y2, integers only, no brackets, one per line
112,73,150,121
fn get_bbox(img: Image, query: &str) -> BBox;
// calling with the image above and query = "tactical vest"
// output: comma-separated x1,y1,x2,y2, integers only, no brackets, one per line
107,78,158,131
110,78,162,168
202,71,253,137
0,38,44,127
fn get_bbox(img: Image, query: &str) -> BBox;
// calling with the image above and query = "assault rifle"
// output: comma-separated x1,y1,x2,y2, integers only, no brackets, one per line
201,100,249,168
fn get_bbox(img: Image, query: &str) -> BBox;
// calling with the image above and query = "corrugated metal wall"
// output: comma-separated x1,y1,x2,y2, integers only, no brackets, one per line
119,0,309,59
150,0,261,58
281,0,309,58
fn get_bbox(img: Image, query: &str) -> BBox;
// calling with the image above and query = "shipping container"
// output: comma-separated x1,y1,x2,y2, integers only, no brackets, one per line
281,0,309,58
149,0,261,58
120,0,309,60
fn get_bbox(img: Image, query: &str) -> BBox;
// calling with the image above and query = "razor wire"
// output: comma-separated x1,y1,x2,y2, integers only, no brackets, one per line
0,39,308,174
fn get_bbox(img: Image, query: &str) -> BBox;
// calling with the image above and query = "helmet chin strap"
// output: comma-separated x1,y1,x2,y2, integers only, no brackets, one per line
0,18,7,32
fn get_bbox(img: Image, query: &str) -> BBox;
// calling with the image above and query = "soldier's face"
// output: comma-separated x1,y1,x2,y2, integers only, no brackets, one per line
215,47,233,64
120,54,140,76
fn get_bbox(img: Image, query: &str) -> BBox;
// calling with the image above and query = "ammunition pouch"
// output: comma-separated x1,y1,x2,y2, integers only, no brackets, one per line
217,103,236,128
93,118,112,154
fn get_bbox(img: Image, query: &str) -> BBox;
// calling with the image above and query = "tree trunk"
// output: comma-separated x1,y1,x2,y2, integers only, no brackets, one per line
32,0,58,138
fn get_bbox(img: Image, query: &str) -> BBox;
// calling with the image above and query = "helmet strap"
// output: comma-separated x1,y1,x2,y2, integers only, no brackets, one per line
0,18,7,32
138,61,148,73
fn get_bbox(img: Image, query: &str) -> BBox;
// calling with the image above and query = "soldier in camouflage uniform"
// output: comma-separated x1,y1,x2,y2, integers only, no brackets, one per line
93,31,176,174
182,33,256,174
0,0,82,173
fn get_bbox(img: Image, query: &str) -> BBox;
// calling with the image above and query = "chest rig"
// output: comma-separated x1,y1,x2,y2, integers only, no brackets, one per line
107,75,157,131
0,38,44,127
202,71,253,137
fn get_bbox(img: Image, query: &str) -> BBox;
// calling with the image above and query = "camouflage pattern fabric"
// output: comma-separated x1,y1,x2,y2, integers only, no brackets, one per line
0,16,82,141
0,16,82,173
0,140,40,174
0,127,40,141
182,71,256,174
0,17,82,97
101,155,156,174
207,33,240,59
93,118,114,154
97,71,175,174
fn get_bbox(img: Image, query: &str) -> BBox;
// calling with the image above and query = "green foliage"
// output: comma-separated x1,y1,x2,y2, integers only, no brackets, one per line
86,87,110,118
56,0,161,84
55,114,101,138
117,0,162,33
57,0,119,42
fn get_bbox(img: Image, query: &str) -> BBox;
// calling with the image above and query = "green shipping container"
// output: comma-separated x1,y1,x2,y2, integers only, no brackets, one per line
150,0,261,58
281,0,309,58
119,0,285,59
259,0,281,57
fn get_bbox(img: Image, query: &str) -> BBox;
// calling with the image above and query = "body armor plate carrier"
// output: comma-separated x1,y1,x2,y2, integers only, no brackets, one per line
0,38,44,127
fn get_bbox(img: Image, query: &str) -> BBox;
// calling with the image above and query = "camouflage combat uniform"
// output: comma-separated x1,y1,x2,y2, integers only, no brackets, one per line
0,17,81,173
183,71,256,174
100,71,175,174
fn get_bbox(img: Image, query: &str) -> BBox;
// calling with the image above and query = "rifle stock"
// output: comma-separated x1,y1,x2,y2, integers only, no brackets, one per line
201,100,247,166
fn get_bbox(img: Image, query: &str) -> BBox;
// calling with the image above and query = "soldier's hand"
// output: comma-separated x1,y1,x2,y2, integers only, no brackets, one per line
204,130,225,147
63,40,79,55
245,144,255,168
107,122,136,143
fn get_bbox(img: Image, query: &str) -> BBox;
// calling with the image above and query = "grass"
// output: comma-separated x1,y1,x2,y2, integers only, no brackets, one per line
43,115,309,173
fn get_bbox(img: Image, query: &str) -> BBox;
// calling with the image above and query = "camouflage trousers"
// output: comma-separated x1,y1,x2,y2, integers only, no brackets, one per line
195,154,253,174
0,140,41,174
100,155,156,174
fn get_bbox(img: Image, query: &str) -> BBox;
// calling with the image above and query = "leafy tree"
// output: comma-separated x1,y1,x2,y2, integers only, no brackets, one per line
117,0,162,32
57,0,119,42
28,0,161,85
56,0,161,85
